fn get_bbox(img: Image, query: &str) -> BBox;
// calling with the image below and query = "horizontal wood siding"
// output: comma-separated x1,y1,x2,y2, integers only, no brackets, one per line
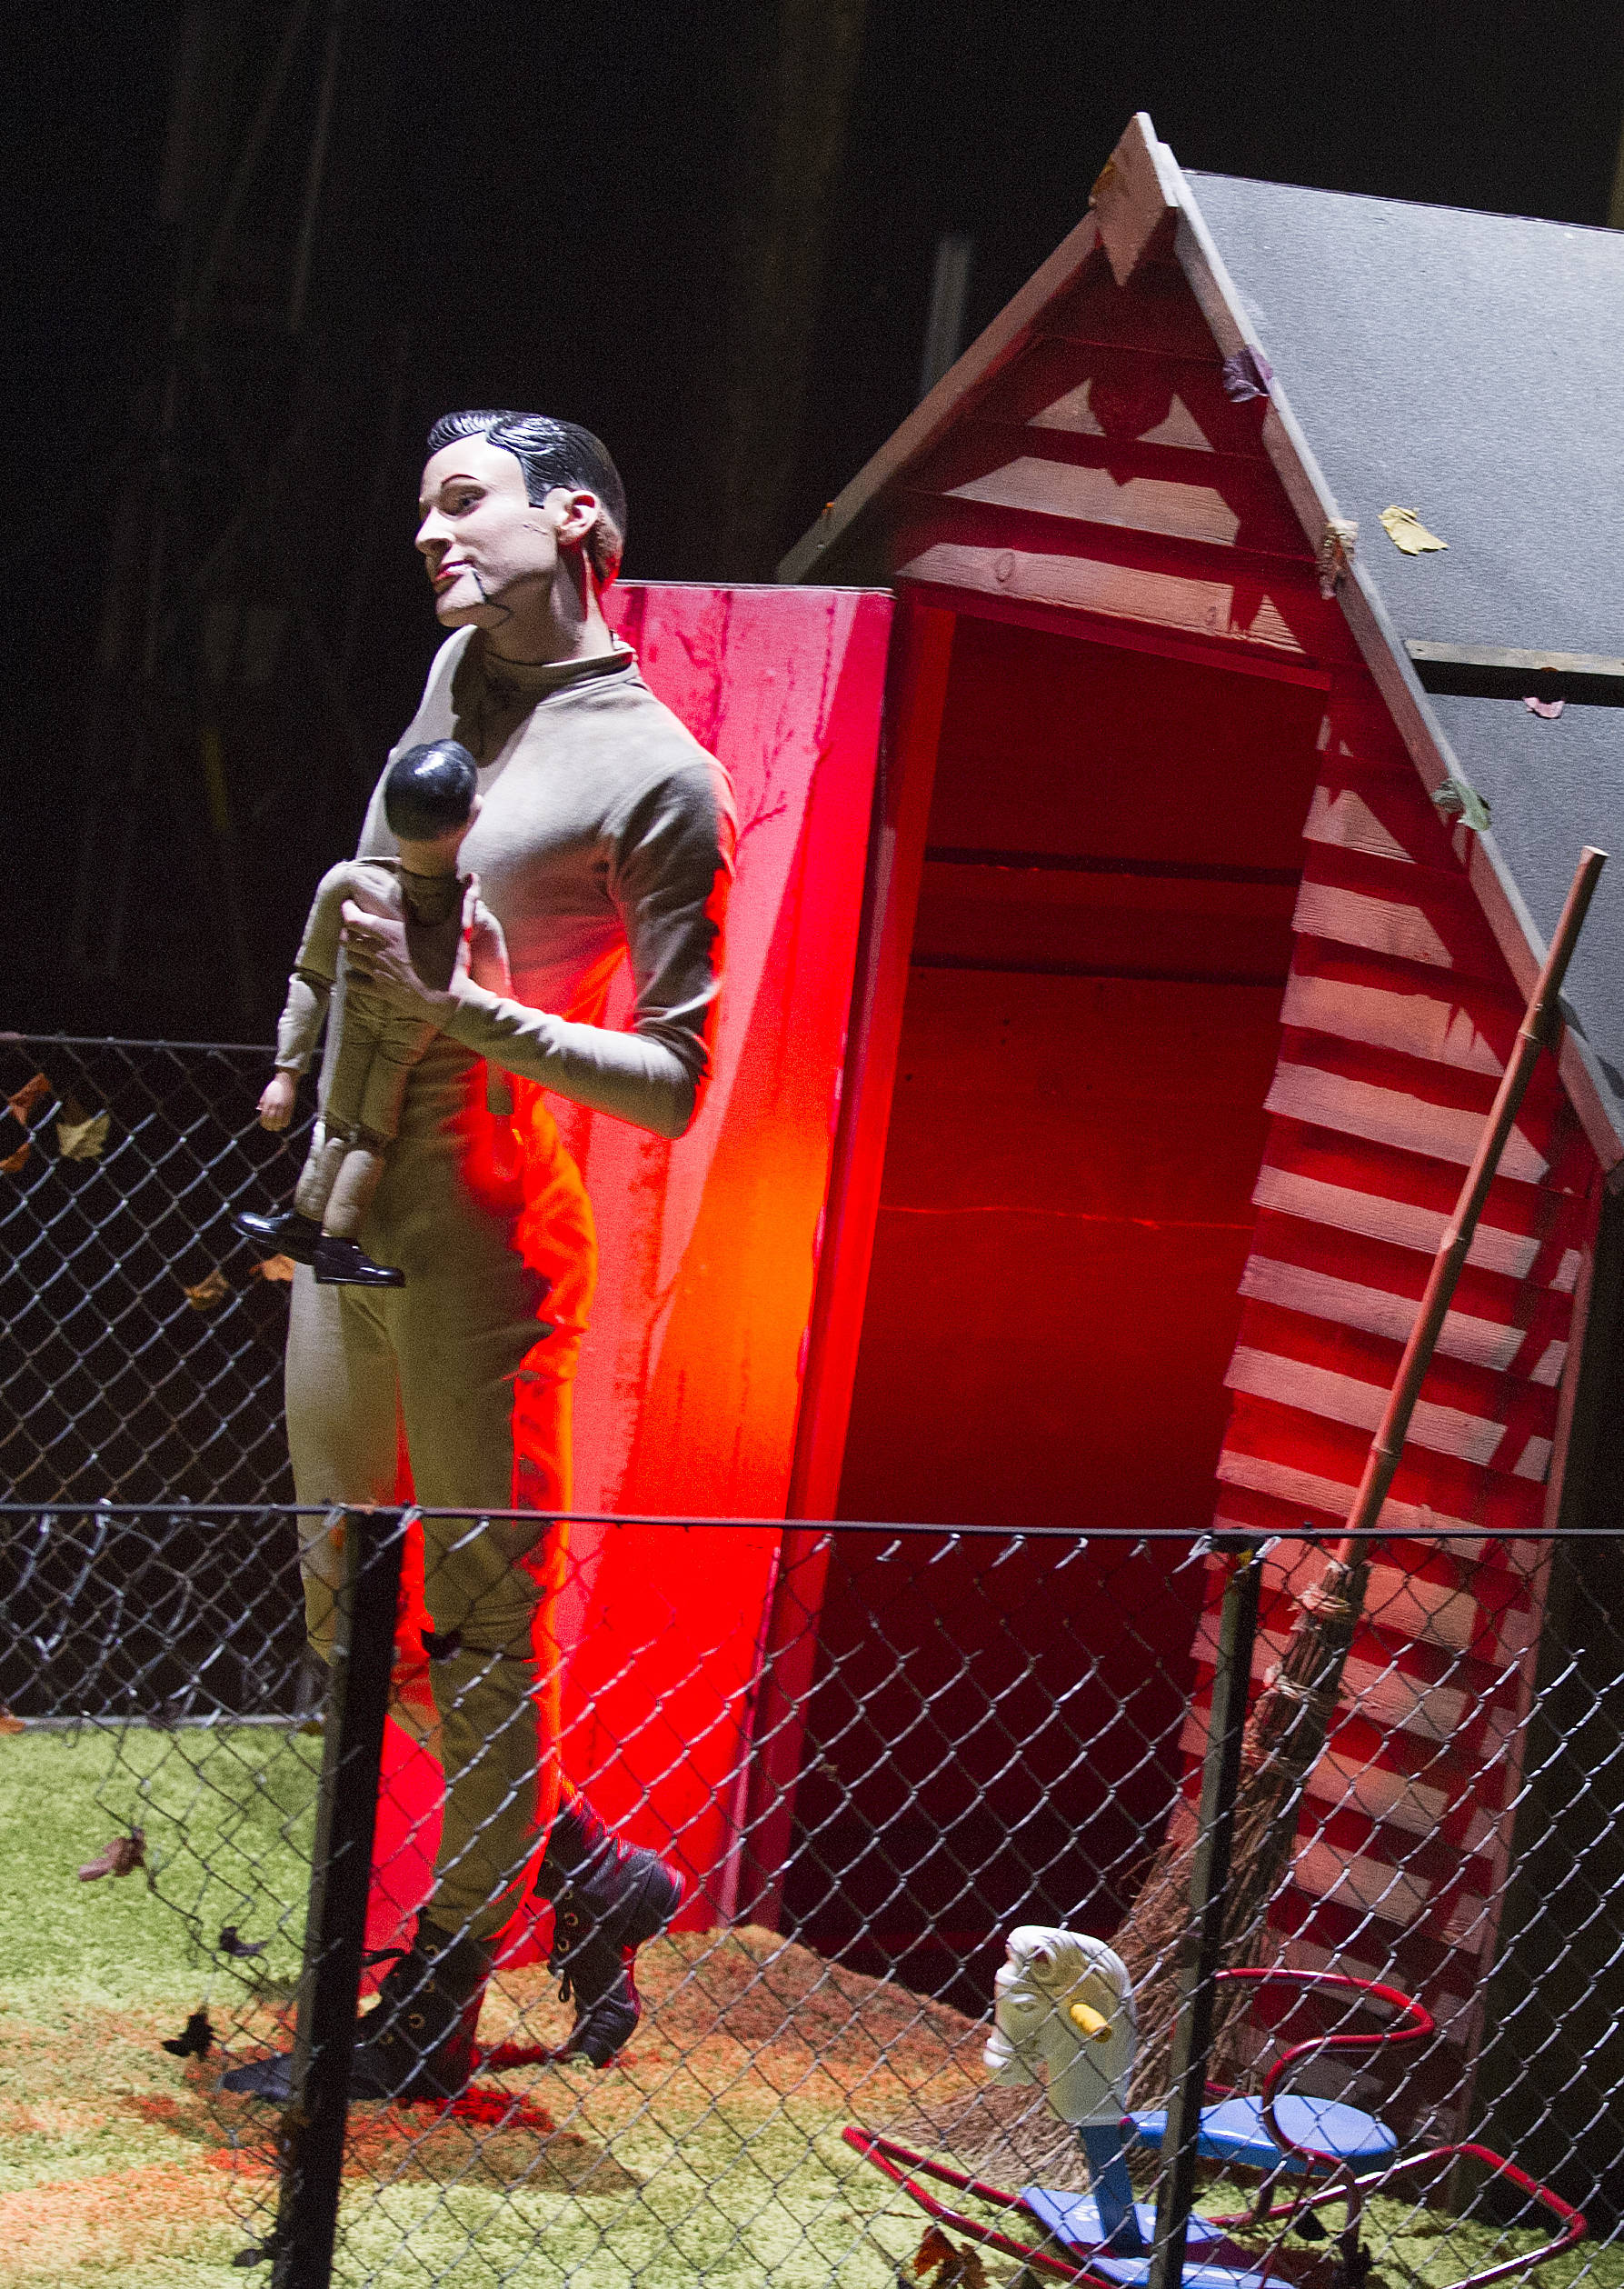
1193,662,1604,2135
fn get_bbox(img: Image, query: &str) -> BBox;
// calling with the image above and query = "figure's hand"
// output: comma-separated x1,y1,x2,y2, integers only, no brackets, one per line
458,874,513,1001
258,1070,299,1130
339,900,454,1018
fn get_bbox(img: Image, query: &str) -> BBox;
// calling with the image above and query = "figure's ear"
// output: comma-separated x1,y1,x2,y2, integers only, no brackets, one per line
554,487,603,555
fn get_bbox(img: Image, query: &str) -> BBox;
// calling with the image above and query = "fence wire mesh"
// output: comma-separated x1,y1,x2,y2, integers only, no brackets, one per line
3,1037,1623,2289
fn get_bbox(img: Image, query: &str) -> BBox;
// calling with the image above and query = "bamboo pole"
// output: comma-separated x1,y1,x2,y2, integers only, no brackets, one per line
1332,845,1609,1563
1118,845,1607,2098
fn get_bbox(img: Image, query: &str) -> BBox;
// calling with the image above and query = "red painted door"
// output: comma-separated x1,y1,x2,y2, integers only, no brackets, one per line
369,581,893,1953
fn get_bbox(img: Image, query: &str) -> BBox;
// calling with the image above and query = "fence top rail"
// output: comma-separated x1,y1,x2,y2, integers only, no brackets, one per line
0,1503,1608,1543
2,1033,274,1055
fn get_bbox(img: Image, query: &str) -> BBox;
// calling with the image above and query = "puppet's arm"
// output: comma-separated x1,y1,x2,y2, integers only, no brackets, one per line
256,869,354,1128
276,865,357,1067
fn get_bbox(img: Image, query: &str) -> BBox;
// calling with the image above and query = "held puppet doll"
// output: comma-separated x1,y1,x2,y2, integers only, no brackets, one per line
234,738,513,1286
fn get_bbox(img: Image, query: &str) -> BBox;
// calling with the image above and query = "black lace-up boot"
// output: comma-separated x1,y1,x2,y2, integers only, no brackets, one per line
221,1919,491,2104
535,1795,684,2068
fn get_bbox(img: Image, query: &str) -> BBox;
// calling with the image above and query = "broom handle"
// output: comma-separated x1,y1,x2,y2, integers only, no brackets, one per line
1333,845,1608,1564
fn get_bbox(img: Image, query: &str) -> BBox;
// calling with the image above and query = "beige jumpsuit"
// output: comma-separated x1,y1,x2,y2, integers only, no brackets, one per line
286,635,734,1943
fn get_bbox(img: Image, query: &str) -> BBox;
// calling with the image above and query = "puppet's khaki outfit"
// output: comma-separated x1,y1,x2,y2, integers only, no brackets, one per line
285,636,734,1943
274,858,511,1239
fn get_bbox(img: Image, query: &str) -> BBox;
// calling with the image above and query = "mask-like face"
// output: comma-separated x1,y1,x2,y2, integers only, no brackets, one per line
415,436,593,630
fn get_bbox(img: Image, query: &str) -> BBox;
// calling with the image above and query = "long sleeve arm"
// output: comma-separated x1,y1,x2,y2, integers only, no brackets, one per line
441,767,734,1141
273,869,351,1073
274,975,332,1074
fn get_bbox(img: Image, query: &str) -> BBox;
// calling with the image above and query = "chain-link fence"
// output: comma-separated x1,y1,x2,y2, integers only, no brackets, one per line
4,1037,1623,2289
0,1035,305,1510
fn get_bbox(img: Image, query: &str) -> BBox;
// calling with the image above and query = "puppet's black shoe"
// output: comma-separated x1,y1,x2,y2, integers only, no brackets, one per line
233,1207,323,1264
221,1922,490,2104
538,1796,684,2068
313,1235,405,1287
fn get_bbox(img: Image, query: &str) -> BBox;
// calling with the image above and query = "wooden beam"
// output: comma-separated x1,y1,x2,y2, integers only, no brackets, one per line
893,574,1335,689
1090,111,1182,287
1408,640,1624,705
747,597,957,1930
892,535,1341,665
789,595,957,1516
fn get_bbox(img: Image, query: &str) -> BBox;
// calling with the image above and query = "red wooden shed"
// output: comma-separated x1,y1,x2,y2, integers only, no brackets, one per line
764,115,1624,2124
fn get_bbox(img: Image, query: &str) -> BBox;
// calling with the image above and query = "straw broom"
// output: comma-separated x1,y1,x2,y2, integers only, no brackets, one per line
1115,845,1607,2102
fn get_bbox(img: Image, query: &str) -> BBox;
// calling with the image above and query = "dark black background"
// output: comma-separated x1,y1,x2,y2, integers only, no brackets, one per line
7,0,1623,1038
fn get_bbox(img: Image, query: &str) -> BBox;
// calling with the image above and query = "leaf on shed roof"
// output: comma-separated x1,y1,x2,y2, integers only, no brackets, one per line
1380,505,1449,555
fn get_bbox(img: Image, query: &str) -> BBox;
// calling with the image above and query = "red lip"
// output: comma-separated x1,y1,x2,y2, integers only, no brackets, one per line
433,562,468,590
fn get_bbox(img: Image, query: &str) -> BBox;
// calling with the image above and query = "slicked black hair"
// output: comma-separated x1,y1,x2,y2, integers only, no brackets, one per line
424,410,626,585
384,739,479,842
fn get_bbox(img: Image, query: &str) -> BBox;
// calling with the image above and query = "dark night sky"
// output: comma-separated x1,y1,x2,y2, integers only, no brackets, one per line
7,0,1623,1034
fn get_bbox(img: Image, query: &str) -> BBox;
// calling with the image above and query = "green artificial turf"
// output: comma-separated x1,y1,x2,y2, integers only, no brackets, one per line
0,1728,971,2286
4,1727,1621,2289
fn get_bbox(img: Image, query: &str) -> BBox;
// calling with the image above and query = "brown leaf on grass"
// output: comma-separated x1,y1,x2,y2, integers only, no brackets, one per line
56,1108,111,1161
6,1072,50,1124
248,1254,297,1283
0,1141,29,1176
0,1707,25,1734
913,2224,990,2286
78,1827,146,1881
183,1268,231,1311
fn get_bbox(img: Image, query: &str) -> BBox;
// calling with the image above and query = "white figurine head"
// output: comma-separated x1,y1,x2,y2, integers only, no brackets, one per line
983,1924,1137,2127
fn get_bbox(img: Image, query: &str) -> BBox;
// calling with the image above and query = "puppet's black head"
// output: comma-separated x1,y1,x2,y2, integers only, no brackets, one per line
384,738,479,842
425,409,627,585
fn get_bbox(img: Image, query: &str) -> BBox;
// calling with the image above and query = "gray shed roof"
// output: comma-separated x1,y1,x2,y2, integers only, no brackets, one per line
1187,170,1624,1126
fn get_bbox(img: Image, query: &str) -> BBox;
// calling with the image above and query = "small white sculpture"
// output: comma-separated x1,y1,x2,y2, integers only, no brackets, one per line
985,1924,1144,2253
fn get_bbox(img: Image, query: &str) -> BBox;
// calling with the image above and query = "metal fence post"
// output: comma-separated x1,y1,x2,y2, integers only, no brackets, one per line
270,1504,406,2289
1147,1536,1265,2289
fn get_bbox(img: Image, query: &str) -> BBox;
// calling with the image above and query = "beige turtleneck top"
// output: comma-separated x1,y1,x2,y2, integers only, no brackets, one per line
357,630,735,1141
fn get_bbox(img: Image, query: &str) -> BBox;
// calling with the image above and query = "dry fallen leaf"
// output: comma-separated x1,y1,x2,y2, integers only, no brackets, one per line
1380,504,1448,555
0,1706,25,1735
183,1267,232,1310
79,1827,146,1881
56,1108,111,1161
0,1140,30,1176
249,1254,297,1284
912,2224,989,2287
6,1072,50,1125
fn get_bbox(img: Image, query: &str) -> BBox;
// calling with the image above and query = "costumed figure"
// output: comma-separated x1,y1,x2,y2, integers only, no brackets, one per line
224,409,735,2105
235,737,514,1287
985,1925,1145,2254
